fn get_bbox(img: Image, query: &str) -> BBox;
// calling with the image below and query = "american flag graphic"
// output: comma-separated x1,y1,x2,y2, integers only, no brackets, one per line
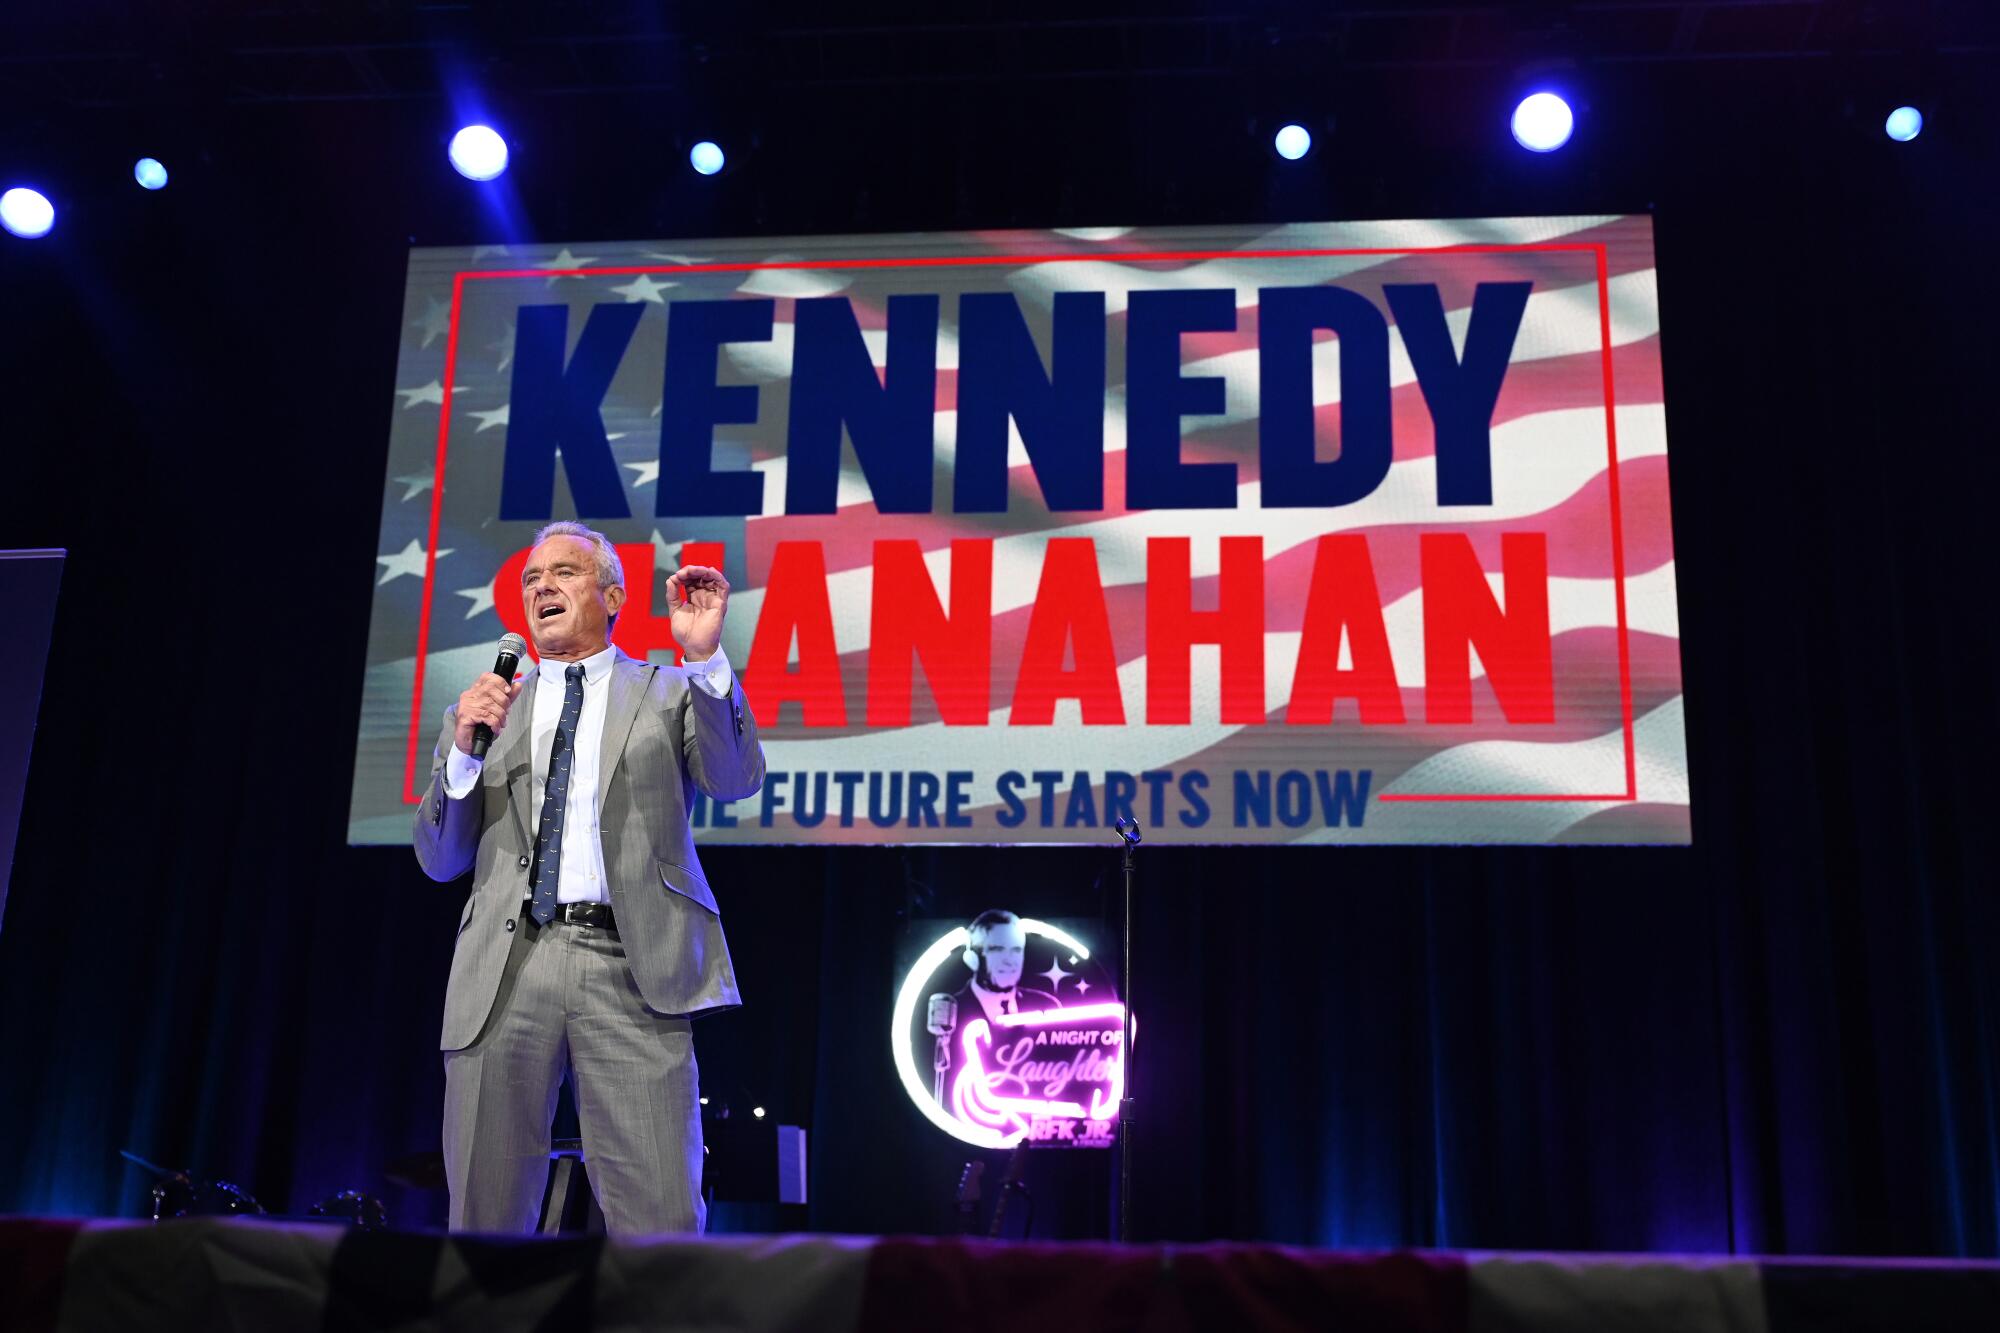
351,216,1686,846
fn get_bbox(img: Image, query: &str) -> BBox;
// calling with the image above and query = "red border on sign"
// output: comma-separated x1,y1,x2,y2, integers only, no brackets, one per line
403,242,1637,806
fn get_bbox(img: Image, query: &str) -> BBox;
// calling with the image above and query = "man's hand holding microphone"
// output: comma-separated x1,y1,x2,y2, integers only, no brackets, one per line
454,632,528,758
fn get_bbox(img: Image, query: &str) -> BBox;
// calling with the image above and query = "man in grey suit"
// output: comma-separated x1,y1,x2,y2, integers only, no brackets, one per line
413,520,763,1235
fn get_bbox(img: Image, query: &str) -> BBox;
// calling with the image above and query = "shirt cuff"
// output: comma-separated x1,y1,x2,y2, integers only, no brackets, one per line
686,644,735,698
442,743,483,799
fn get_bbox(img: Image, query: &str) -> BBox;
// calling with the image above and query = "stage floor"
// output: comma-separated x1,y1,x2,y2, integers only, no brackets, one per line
4,1215,1997,1332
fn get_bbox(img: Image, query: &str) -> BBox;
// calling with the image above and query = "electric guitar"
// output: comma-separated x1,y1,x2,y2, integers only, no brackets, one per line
954,1138,1032,1239
984,1140,1031,1239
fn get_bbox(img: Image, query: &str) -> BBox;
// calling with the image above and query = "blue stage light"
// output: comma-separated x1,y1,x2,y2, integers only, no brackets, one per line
690,141,725,176
448,125,509,181
1511,92,1575,152
1273,124,1312,161
0,187,55,239
134,158,169,190
1885,106,1923,142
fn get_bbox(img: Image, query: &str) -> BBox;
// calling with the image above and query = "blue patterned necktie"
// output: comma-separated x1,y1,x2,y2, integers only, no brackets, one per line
528,663,587,926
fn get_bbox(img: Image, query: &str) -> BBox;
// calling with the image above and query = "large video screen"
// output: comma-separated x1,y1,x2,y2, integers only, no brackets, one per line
351,216,1686,846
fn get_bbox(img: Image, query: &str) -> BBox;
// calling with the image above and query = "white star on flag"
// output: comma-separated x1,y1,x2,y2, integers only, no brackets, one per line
738,265,849,298
642,251,712,264
1037,958,1074,989
469,405,510,433
376,539,452,585
540,247,600,284
397,380,468,410
456,584,497,618
489,328,516,372
470,244,512,260
410,297,451,348
625,460,661,488
392,472,433,501
652,529,679,569
611,273,675,303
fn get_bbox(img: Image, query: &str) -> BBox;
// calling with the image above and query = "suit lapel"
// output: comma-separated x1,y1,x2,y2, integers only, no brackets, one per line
600,650,654,794
493,668,539,846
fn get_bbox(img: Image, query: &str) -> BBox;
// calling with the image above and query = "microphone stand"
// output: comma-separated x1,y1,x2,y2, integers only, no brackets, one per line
1112,816,1142,1243
927,996,957,1104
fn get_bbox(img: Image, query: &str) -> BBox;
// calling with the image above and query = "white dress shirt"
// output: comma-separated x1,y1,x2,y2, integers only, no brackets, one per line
443,645,736,904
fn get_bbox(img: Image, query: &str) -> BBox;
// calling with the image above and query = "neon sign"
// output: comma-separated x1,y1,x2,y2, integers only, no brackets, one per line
891,915,1123,1149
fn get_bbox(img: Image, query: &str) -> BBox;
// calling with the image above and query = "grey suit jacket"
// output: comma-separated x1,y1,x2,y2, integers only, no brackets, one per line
412,648,764,1051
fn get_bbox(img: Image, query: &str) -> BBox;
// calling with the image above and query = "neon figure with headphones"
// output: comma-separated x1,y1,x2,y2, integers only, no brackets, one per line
954,909,1061,1030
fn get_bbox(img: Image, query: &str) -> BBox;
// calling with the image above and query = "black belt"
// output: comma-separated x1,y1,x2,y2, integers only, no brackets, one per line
524,900,618,929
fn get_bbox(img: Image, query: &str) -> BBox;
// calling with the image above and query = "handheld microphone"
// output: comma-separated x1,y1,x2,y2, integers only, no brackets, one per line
470,632,528,759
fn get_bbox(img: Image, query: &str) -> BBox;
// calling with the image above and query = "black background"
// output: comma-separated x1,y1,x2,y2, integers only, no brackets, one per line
2,2,1996,1253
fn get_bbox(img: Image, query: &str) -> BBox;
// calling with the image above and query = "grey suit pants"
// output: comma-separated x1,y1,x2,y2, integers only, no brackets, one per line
442,909,705,1235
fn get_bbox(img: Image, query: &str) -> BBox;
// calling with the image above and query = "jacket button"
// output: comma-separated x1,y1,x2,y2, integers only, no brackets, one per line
505,919,516,933
518,855,530,869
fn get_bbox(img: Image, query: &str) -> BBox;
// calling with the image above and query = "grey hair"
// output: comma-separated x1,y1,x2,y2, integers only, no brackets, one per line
531,520,626,591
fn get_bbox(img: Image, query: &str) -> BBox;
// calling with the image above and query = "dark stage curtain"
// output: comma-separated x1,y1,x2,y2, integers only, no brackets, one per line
0,57,1995,1256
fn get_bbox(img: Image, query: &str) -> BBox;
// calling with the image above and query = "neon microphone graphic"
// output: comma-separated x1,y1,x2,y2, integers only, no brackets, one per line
926,993,958,1102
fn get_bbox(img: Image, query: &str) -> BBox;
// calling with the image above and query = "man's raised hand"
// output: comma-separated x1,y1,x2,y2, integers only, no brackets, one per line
667,564,731,662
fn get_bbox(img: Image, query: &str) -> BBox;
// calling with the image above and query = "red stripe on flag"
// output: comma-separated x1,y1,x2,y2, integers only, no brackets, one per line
856,1238,1469,1333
